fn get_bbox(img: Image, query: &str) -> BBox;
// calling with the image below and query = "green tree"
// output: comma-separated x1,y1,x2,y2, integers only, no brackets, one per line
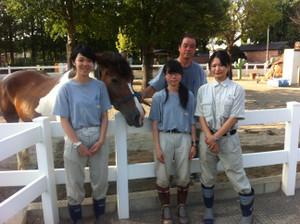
217,0,282,54
3,0,119,67
291,0,300,25
119,0,228,89
251,0,300,47
0,3,23,64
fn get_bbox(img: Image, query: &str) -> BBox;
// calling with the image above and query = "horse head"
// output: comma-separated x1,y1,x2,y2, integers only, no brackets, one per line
95,52,144,127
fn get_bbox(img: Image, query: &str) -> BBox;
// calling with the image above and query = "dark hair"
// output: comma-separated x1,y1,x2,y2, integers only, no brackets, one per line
163,60,189,109
70,45,96,68
179,34,196,46
208,50,231,77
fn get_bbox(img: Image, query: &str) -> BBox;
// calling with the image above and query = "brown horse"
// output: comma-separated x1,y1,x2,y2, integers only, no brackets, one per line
0,52,145,169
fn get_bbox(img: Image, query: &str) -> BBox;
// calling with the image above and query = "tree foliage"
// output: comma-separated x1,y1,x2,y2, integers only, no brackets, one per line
118,0,229,88
2,0,120,66
116,27,136,56
252,0,300,47
217,0,282,54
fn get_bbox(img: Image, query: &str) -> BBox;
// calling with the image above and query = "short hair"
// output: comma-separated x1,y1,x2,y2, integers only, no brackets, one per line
208,50,231,68
70,45,96,67
208,50,232,78
179,34,196,46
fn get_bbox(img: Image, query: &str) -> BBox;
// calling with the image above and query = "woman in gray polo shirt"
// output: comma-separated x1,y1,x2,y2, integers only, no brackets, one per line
52,45,111,224
195,50,254,224
149,60,197,224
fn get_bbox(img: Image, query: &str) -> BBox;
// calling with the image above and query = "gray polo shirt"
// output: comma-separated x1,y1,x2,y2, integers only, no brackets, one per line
52,79,111,130
195,78,245,131
149,90,196,133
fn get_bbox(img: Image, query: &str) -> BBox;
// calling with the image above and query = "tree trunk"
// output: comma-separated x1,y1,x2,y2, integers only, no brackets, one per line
226,46,233,80
66,34,77,69
142,47,154,90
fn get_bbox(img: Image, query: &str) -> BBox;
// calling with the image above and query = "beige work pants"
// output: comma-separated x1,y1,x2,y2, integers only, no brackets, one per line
155,132,192,188
64,126,109,205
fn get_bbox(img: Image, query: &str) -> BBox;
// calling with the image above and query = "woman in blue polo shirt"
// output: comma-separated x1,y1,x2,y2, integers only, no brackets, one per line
149,59,197,224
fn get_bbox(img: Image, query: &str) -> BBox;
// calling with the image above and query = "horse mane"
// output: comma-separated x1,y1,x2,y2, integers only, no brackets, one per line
97,52,133,79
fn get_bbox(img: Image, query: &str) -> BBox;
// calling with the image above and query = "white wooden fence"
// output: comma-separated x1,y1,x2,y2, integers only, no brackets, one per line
0,63,268,78
1,102,300,223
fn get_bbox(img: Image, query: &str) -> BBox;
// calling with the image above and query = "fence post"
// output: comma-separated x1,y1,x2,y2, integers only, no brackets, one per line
264,62,267,75
206,63,210,76
33,117,59,224
114,113,129,219
281,102,300,196
8,66,11,75
245,63,249,76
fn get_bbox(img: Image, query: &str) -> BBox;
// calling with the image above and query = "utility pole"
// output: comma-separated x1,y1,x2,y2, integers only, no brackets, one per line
266,25,270,62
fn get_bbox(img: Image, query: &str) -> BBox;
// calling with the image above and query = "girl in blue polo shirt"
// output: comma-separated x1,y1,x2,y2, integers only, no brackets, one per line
149,59,197,224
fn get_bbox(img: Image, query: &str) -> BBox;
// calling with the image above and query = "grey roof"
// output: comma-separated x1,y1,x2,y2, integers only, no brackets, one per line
240,41,289,51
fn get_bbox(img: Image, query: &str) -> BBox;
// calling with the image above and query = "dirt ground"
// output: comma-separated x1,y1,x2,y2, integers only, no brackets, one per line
1,75,300,203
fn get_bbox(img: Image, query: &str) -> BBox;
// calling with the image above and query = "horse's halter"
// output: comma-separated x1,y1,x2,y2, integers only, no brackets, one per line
94,64,142,110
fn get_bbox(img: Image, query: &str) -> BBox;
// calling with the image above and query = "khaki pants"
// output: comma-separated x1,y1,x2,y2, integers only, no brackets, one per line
155,132,192,188
199,131,251,194
64,126,109,205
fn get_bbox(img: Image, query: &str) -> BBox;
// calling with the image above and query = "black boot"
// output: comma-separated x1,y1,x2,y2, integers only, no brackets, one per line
68,204,82,224
93,198,106,224
202,184,214,224
239,188,254,224
157,185,174,224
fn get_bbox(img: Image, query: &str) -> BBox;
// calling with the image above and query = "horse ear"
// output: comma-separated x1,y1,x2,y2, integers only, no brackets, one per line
95,53,109,68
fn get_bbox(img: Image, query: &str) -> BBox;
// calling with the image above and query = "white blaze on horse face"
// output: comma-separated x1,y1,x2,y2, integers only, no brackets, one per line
35,71,71,120
128,83,145,126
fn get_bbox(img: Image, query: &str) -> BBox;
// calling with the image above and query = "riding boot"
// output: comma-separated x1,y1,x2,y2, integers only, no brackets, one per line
238,188,255,224
177,185,189,224
202,184,214,224
68,204,83,224
157,185,174,224
93,198,106,224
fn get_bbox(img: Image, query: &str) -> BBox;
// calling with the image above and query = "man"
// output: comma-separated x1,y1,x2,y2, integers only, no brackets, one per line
142,34,207,183
142,34,207,99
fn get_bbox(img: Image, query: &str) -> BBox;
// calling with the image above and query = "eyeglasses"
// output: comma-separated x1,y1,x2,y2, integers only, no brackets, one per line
165,73,181,77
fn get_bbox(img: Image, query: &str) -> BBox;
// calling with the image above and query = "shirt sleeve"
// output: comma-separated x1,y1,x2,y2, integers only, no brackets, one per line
148,94,161,122
148,67,167,91
199,65,207,86
99,82,112,113
230,84,245,119
194,86,204,117
52,84,70,118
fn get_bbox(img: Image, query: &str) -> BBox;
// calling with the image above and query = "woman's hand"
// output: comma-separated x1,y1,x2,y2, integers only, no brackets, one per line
89,140,104,156
205,138,219,155
189,146,197,160
77,144,93,157
156,148,165,164
205,134,217,147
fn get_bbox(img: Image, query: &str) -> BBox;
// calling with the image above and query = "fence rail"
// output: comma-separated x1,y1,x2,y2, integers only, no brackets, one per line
0,62,268,78
1,102,299,223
